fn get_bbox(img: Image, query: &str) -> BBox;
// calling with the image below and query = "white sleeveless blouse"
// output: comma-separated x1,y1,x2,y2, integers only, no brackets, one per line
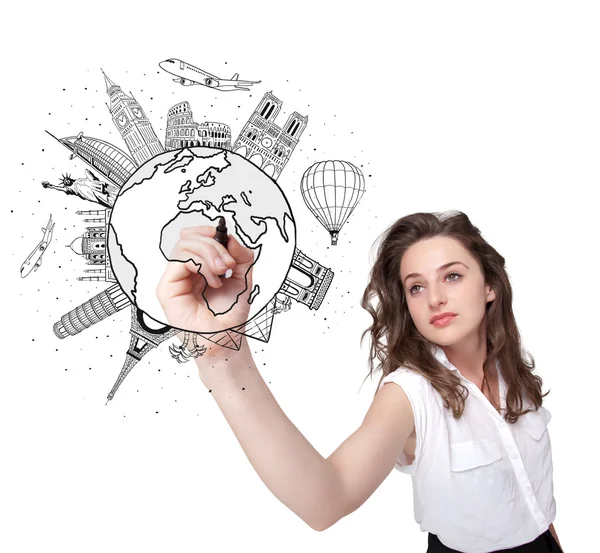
378,344,556,553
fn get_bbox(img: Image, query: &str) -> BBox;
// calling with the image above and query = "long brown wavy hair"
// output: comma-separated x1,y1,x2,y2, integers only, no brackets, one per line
360,210,549,423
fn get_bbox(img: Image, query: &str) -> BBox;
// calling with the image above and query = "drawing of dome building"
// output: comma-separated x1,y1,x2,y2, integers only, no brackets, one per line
47,132,136,187
67,209,115,282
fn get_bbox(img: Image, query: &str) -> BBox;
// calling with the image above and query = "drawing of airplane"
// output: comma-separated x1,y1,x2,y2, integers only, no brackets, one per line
159,58,261,92
20,214,55,278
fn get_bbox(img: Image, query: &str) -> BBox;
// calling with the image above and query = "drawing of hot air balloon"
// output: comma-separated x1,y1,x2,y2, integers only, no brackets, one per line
300,160,366,245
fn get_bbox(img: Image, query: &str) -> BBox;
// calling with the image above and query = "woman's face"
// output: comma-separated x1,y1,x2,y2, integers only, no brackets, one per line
399,236,495,347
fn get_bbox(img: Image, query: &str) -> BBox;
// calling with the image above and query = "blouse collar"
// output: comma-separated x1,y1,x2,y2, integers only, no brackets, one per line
429,342,500,373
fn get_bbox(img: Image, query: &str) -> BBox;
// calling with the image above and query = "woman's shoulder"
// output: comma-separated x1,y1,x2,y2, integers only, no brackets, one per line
378,365,430,392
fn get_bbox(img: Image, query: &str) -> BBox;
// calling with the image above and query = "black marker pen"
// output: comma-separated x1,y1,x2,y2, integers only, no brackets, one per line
214,216,229,277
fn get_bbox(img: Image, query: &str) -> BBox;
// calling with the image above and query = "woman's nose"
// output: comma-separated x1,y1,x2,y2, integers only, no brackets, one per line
428,286,447,308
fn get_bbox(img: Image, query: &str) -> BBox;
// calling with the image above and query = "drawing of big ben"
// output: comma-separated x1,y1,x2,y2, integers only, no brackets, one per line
103,70,164,166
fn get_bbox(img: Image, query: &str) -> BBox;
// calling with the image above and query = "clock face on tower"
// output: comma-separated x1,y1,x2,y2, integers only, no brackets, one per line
261,137,273,148
117,113,128,128
132,107,144,119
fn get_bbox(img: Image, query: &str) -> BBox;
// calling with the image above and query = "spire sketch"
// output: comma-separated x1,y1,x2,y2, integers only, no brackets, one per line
102,70,165,166
106,307,181,402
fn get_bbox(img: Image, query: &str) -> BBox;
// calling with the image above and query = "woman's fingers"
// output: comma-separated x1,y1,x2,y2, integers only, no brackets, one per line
180,225,255,266
159,257,199,289
156,226,259,332
180,230,238,266
174,237,235,276
177,247,223,289
223,233,255,266
166,239,224,290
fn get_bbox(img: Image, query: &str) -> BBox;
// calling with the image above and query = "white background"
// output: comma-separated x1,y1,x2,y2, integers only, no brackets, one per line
2,1,598,551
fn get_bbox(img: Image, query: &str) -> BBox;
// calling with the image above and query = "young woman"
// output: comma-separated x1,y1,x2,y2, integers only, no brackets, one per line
156,210,564,553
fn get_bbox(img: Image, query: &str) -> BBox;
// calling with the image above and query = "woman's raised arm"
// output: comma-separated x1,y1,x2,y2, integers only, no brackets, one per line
156,227,416,530
198,345,415,531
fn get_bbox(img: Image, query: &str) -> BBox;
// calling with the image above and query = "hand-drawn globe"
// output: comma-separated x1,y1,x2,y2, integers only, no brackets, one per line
107,147,296,333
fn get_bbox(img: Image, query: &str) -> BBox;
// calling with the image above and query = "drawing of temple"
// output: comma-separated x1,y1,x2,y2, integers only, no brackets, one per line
103,70,164,166
67,209,115,282
165,102,231,150
232,92,307,180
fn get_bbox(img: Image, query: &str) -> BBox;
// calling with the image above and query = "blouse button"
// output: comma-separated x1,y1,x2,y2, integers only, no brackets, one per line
511,453,518,460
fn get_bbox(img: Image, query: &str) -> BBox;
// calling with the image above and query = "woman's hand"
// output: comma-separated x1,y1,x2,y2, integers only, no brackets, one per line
156,225,256,335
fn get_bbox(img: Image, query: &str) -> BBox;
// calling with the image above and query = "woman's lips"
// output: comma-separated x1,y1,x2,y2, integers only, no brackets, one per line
431,314,457,327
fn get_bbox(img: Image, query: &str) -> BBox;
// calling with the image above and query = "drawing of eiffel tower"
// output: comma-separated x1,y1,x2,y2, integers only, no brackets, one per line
106,306,180,403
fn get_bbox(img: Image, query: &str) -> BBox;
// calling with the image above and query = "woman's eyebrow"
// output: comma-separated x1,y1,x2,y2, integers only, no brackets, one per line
403,261,469,285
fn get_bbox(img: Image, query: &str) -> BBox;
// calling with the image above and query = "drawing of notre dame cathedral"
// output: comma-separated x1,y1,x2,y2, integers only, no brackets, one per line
232,92,307,180
103,70,164,166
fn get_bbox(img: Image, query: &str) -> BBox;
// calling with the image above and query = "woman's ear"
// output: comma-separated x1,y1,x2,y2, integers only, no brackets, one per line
486,285,496,303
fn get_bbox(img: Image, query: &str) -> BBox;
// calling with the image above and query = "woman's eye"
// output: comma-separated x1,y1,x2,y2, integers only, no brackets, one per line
408,272,461,295
409,284,422,295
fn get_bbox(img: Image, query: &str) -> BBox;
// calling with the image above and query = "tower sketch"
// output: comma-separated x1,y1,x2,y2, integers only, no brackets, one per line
53,283,131,339
232,91,307,180
106,307,180,402
103,70,164,166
